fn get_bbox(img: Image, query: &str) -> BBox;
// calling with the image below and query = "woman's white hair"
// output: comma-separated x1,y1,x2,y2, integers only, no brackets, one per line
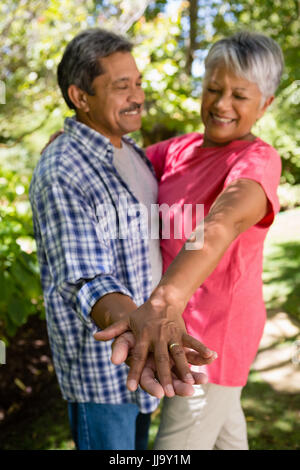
204,31,284,101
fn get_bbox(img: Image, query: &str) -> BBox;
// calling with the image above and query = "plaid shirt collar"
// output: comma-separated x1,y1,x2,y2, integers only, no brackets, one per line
64,116,156,177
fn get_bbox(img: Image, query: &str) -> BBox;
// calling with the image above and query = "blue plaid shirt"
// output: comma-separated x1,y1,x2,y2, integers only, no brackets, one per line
29,117,160,413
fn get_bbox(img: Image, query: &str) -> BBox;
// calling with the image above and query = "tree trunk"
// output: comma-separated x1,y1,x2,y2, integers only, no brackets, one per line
186,0,199,75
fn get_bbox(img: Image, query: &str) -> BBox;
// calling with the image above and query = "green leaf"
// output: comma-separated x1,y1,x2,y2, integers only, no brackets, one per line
8,295,29,327
9,258,41,298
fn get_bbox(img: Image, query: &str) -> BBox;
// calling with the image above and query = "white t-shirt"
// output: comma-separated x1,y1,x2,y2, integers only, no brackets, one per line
113,141,162,290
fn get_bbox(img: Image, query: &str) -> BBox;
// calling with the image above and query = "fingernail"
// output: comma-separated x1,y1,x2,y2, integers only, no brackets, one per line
185,373,194,383
127,380,137,391
165,385,175,397
205,349,216,356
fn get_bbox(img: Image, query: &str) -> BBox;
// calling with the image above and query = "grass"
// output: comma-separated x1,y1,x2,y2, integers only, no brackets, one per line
263,241,300,322
241,374,300,450
263,208,300,322
1,209,300,450
240,208,300,450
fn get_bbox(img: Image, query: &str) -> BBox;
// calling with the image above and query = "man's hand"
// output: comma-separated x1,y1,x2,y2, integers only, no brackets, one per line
94,296,217,397
140,354,209,398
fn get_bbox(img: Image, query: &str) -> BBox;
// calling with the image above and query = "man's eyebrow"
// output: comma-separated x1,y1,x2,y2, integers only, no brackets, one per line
112,74,143,85
112,77,129,84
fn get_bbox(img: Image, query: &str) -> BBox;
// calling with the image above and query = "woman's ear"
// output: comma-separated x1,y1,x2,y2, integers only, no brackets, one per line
68,85,90,112
258,95,275,119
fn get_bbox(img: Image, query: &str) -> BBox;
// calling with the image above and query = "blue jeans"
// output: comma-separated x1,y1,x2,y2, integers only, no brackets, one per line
67,402,151,450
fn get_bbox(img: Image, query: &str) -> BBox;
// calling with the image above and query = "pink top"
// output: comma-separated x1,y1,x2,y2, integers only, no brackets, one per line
146,133,281,386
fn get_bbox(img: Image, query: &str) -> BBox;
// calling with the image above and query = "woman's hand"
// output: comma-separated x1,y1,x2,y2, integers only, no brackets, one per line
40,129,64,153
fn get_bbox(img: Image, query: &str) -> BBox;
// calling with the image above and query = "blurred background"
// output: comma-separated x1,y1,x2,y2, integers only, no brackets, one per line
0,0,299,450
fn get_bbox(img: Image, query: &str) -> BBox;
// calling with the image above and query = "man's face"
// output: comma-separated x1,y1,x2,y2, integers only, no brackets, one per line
79,51,145,147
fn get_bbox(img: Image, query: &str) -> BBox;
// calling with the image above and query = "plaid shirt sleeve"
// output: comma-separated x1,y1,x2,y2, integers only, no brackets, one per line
35,179,133,330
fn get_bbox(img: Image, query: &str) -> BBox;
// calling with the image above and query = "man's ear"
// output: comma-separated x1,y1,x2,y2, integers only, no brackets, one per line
68,85,90,112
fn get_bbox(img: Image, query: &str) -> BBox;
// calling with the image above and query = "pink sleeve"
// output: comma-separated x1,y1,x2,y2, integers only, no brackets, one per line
224,144,282,227
145,138,175,181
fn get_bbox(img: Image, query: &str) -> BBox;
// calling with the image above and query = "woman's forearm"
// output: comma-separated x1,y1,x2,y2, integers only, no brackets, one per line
149,213,239,311
149,178,268,312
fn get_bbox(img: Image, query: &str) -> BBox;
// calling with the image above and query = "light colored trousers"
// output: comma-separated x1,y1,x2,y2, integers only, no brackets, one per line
154,383,248,450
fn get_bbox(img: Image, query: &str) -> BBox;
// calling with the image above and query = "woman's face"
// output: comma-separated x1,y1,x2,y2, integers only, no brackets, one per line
201,64,273,147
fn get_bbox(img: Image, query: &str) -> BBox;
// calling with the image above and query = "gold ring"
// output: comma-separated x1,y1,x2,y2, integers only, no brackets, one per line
169,342,180,351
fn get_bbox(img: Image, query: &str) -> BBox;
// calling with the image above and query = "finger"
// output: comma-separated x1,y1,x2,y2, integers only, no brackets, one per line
168,343,195,384
41,131,63,154
171,371,208,396
140,363,165,399
170,364,208,396
185,348,217,365
111,331,135,365
171,377,195,397
126,340,150,392
183,334,217,362
154,342,175,397
192,371,208,385
93,319,129,342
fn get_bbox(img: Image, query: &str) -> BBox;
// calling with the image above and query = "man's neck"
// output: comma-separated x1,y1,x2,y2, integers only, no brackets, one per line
76,112,122,148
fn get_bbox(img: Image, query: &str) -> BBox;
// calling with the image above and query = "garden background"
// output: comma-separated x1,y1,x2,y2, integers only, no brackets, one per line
0,0,299,450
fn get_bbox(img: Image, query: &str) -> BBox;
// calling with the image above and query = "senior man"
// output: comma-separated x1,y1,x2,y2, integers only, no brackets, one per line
30,28,213,450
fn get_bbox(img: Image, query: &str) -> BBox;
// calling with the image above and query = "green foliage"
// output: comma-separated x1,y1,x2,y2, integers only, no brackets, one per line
0,170,44,339
0,0,96,147
132,5,204,146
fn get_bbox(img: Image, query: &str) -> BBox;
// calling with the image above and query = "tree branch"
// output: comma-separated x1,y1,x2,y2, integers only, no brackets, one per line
106,0,152,34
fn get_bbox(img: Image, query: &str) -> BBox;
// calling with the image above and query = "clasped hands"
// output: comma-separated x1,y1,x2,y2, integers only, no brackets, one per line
94,295,217,398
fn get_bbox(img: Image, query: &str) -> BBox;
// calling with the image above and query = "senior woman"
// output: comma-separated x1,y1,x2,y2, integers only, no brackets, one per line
96,31,284,449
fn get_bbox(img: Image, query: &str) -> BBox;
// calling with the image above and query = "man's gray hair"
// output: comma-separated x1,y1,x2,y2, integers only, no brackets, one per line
57,28,133,110
204,31,284,99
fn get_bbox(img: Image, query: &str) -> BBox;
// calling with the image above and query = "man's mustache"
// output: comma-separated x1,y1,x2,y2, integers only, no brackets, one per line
120,104,142,114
